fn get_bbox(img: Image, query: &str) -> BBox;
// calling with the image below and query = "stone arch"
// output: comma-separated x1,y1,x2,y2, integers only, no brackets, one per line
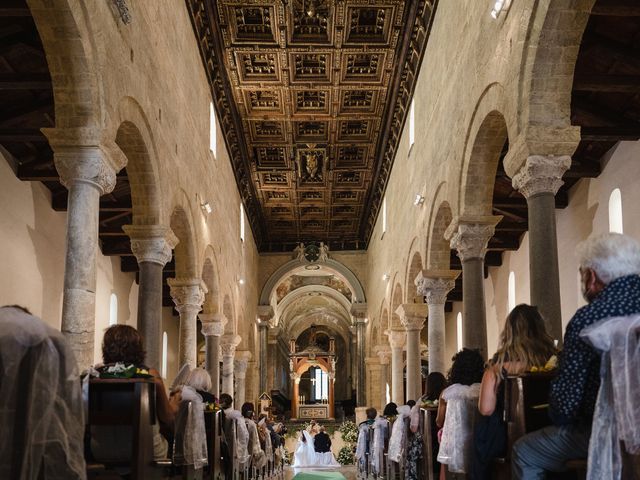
259,257,366,306
201,247,220,315
380,307,389,342
390,282,403,329
169,198,198,279
518,0,596,132
405,246,423,302
27,0,101,129
459,97,510,216
427,201,454,270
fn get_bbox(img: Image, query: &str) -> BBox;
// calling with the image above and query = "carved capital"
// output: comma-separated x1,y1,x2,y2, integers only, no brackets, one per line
415,270,460,305
350,303,368,324
396,303,428,331
385,329,406,349
221,334,241,357
257,305,274,327
234,351,252,377
374,345,391,364
512,155,572,199
447,216,502,261
168,278,207,312
201,320,226,337
123,225,178,266
291,372,301,384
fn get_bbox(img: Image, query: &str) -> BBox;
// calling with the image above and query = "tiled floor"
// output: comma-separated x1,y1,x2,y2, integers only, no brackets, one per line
284,466,357,480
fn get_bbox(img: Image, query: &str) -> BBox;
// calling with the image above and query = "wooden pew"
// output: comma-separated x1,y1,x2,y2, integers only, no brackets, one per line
204,410,223,480
421,407,439,480
86,377,158,480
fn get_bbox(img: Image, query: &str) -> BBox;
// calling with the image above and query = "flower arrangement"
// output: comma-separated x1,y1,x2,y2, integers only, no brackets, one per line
98,362,153,379
337,446,354,465
338,420,358,444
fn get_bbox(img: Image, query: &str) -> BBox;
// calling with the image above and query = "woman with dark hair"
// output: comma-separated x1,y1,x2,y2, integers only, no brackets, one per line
92,325,177,461
436,348,484,477
382,402,398,419
425,372,447,402
242,402,266,469
418,371,448,477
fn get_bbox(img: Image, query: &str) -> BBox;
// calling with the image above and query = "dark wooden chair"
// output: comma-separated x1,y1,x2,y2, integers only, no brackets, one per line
420,407,438,480
204,410,223,480
86,377,158,480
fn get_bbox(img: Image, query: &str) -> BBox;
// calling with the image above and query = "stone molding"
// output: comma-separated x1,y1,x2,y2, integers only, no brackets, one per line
168,278,207,312
221,334,241,357
415,270,460,305
123,225,178,265
385,329,406,348
350,303,368,323
200,320,225,337
447,216,502,261
396,303,428,331
511,155,572,199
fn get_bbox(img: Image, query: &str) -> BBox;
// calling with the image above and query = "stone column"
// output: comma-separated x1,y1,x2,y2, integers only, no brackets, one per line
199,313,226,397
386,329,406,404
415,270,460,374
512,155,571,343
221,335,241,399
257,305,274,395
124,225,177,369
350,303,368,407
447,216,501,358
375,346,391,411
168,279,207,369
48,138,120,368
234,350,252,406
396,303,428,402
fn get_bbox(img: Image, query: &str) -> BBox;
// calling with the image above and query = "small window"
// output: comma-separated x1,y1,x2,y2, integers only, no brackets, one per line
382,197,387,236
162,332,168,378
209,102,217,157
608,188,623,234
240,203,245,242
508,271,516,312
109,293,118,326
456,312,463,352
409,99,415,148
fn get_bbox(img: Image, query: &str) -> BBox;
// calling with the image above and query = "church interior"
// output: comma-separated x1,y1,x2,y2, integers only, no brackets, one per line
1,0,639,478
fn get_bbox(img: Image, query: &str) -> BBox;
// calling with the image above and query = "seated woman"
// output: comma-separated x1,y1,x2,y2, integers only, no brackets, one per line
472,304,556,480
421,372,447,477
185,367,216,404
436,348,484,477
242,402,266,469
91,325,177,462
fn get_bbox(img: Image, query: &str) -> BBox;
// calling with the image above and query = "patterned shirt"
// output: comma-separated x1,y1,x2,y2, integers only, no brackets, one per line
549,274,640,426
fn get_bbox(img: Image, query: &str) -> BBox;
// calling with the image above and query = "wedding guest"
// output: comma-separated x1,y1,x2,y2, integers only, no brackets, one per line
93,325,175,461
422,372,447,477
185,367,216,404
512,233,640,479
436,348,484,477
383,402,398,419
242,402,266,469
356,408,377,469
0,305,86,479
472,304,556,479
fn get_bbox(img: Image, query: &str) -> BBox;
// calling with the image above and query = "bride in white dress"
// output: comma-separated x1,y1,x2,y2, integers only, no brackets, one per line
291,424,340,468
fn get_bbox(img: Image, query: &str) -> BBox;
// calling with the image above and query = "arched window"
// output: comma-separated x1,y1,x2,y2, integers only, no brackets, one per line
456,312,463,352
162,332,168,379
608,188,623,234
209,102,217,157
508,271,516,312
109,293,118,326
409,99,415,148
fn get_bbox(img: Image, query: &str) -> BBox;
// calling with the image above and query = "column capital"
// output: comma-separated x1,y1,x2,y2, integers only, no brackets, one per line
350,303,368,323
415,270,460,305
385,329,406,348
43,127,127,195
257,305,275,327
168,278,207,312
291,372,301,384
396,303,428,331
123,224,178,266
511,155,572,199
200,314,226,337
220,334,241,356
446,216,502,261
234,350,252,378
374,345,391,364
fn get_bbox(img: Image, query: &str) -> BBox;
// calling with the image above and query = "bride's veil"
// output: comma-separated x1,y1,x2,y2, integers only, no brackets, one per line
302,430,316,459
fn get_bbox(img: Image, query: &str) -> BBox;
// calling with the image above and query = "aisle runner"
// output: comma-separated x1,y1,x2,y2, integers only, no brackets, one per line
292,471,346,480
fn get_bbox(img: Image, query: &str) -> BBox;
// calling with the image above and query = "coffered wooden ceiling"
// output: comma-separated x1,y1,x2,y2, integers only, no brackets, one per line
187,0,437,252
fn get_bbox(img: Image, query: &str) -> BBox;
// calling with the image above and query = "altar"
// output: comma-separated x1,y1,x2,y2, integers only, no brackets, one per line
289,326,336,420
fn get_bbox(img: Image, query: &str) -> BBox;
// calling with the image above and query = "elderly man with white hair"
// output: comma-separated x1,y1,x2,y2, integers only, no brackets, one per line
512,233,640,479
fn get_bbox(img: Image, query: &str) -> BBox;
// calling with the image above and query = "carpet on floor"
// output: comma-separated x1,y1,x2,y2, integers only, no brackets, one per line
291,471,346,480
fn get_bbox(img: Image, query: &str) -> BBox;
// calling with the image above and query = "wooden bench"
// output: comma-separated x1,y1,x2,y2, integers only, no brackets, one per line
420,407,439,480
86,377,158,480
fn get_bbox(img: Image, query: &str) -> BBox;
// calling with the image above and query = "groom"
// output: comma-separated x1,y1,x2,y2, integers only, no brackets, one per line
314,426,331,453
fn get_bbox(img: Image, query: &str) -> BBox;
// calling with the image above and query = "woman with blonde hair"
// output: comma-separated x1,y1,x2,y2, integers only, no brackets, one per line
472,304,556,479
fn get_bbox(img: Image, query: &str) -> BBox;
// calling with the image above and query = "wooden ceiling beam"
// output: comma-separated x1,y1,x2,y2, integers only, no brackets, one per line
565,161,601,178
573,75,640,93
0,73,51,90
591,2,640,16
581,126,640,142
0,7,31,17
0,129,47,142
495,221,528,232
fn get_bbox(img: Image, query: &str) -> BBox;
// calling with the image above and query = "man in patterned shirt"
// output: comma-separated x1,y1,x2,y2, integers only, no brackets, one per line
512,233,640,479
